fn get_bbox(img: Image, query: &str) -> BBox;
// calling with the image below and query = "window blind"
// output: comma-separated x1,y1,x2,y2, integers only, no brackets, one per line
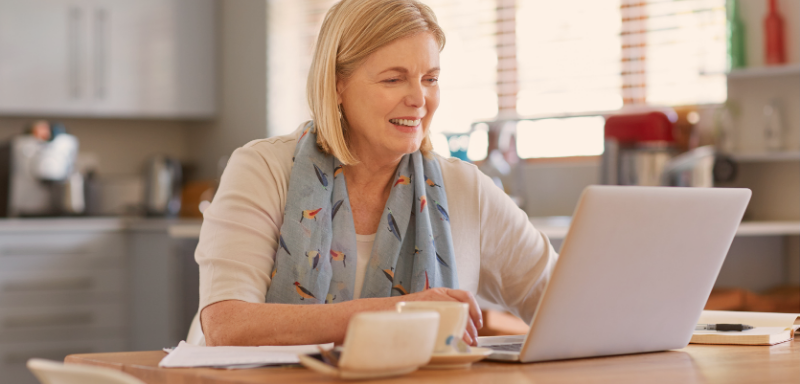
267,0,497,139
266,0,729,158
267,0,337,137
423,0,498,135
516,0,624,116
639,0,727,106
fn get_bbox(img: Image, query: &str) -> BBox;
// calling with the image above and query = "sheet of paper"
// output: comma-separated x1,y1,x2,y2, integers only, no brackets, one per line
158,340,334,368
698,310,800,330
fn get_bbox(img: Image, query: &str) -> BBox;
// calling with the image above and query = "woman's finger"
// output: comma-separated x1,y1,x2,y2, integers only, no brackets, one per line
446,290,483,330
466,318,478,346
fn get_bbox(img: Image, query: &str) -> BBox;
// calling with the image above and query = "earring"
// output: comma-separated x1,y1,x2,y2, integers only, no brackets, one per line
337,105,343,121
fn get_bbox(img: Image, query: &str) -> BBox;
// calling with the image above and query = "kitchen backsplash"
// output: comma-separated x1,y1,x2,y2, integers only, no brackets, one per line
0,117,190,176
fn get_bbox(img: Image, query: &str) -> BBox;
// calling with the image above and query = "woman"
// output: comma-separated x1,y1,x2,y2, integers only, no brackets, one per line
195,0,558,347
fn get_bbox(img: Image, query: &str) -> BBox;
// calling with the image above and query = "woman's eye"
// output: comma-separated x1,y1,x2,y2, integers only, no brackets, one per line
383,78,400,83
426,77,439,84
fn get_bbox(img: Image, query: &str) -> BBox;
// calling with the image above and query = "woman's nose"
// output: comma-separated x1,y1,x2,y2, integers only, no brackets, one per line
404,81,426,108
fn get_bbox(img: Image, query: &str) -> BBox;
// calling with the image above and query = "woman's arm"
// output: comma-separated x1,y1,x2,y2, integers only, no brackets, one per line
475,170,559,324
202,288,483,346
197,139,482,346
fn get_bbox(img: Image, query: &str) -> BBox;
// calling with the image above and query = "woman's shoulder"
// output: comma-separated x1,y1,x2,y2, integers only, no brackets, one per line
434,153,480,186
242,122,305,154
434,153,506,208
231,122,307,168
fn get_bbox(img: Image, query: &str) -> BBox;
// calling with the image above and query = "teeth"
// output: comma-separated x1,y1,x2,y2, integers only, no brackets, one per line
390,119,421,127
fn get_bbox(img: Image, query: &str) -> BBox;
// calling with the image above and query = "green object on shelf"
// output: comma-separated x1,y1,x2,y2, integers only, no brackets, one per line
727,0,746,70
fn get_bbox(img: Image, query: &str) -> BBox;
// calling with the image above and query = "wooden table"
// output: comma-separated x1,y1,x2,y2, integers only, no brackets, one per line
66,341,800,384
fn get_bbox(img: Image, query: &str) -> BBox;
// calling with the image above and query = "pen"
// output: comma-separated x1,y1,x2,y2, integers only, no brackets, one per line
695,323,754,331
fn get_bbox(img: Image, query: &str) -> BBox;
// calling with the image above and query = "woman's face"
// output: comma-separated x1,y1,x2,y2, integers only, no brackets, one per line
337,32,440,162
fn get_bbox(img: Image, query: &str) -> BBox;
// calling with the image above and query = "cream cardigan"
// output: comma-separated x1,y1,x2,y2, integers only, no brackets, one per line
196,126,559,326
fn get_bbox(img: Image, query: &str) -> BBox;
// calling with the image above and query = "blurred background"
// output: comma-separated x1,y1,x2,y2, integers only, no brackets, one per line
0,0,797,382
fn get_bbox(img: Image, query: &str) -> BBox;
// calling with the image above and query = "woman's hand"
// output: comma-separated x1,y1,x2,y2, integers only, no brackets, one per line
400,288,483,346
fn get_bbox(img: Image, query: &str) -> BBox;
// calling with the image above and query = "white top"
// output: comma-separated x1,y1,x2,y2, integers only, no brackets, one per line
196,124,559,323
353,233,376,300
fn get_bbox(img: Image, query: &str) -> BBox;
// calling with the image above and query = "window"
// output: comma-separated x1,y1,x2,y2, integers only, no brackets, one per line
515,117,606,159
514,0,727,159
266,0,498,141
266,0,728,159
267,0,337,137
516,0,624,116
423,0,498,158
638,0,727,106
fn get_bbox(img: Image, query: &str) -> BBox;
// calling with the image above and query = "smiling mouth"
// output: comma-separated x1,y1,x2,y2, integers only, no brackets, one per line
389,118,421,127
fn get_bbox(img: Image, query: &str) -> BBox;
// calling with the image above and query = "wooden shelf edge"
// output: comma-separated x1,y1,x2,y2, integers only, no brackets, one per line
731,152,800,162
727,64,800,79
531,217,800,240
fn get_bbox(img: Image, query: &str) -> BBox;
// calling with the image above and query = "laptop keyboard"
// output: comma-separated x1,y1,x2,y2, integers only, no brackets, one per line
484,343,523,352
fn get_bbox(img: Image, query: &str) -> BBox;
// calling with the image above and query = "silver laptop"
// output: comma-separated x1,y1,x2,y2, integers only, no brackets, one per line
479,185,750,363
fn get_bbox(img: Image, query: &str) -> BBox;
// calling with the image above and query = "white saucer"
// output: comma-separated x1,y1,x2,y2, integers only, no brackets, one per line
298,354,419,380
423,347,493,369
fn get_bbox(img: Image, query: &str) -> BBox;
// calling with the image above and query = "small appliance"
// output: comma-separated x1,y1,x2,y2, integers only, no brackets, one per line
144,155,182,217
0,121,80,217
600,111,676,186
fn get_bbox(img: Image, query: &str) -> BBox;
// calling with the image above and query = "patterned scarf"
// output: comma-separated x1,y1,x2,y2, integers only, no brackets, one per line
266,122,458,304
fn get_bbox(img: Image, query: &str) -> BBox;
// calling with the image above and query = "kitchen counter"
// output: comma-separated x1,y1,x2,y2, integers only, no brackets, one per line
127,217,800,241
0,217,202,233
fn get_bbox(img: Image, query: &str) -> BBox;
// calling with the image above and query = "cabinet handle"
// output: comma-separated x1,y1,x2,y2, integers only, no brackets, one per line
3,312,94,329
5,347,93,364
2,276,93,292
94,8,108,99
68,7,82,99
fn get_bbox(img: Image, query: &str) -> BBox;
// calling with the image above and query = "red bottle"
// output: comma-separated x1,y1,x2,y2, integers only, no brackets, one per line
764,0,786,65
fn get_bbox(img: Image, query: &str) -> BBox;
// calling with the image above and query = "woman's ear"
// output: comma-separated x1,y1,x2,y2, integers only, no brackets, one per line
336,79,344,104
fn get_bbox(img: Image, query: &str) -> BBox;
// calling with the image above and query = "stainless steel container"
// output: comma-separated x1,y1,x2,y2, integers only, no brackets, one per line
144,155,182,217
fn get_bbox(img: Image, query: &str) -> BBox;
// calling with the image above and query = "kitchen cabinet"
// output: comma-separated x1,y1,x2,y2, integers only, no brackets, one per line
0,230,126,384
0,0,215,119
0,218,200,384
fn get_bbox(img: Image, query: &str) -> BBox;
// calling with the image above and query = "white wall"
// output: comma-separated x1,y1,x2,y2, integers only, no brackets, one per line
186,0,269,180
518,161,599,217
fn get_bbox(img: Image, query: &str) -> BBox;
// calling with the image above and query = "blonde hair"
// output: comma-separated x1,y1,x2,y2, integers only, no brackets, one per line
307,0,445,165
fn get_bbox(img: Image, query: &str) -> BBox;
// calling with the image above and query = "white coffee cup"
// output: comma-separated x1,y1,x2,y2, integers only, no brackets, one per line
396,301,469,354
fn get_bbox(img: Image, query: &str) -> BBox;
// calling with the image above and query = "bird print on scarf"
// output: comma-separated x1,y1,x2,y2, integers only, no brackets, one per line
265,122,458,305
387,208,402,241
330,250,346,268
313,164,328,189
425,175,441,188
434,200,449,222
382,267,395,283
307,250,321,270
301,208,323,223
394,175,411,187
294,282,316,300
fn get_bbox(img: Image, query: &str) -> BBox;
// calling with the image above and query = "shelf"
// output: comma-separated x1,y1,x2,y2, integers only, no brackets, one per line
736,221,800,237
530,217,800,240
727,64,800,79
731,151,800,162
169,223,203,239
